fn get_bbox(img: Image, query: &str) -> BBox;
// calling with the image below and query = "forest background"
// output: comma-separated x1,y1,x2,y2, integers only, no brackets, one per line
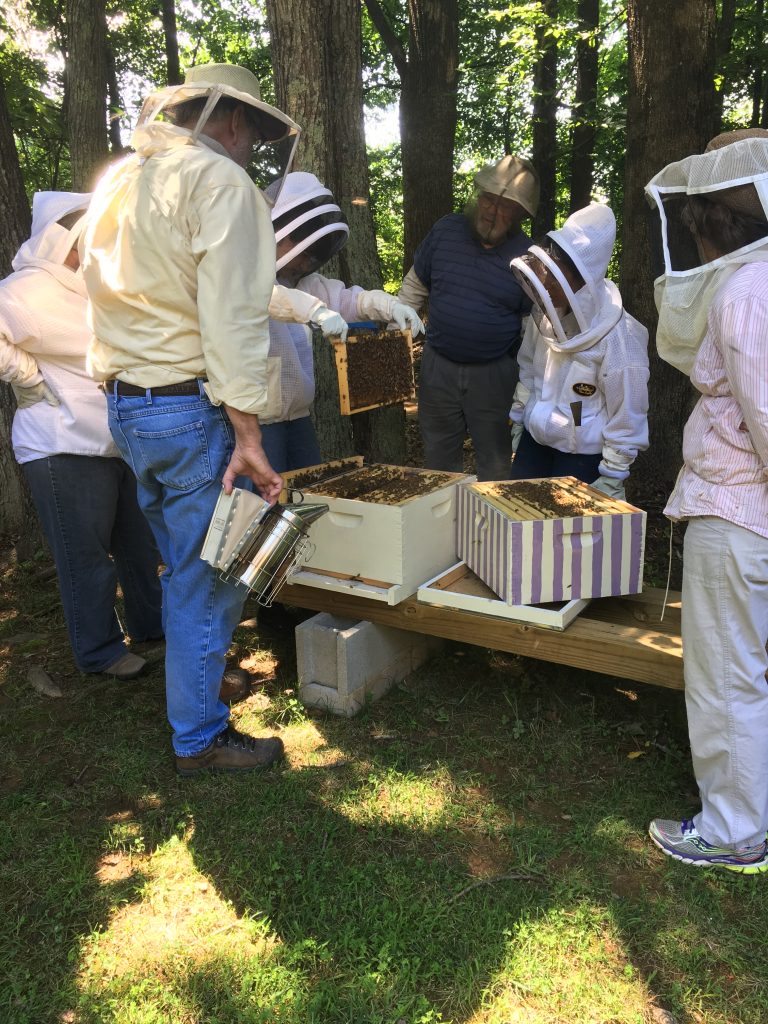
0,0,766,543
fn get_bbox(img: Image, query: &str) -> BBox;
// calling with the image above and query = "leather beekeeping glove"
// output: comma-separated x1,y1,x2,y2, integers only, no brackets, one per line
589,475,626,501
12,380,60,409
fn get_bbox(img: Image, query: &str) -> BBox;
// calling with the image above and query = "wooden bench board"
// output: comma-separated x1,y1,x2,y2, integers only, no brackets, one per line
280,579,683,691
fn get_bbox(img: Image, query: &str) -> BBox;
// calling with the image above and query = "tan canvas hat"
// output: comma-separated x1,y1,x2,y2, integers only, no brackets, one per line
142,63,300,143
474,155,540,217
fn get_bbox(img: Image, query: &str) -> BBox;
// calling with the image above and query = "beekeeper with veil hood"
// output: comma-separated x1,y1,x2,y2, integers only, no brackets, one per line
262,171,424,471
0,191,162,680
642,130,768,874
82,65,300,776
509,202,649,497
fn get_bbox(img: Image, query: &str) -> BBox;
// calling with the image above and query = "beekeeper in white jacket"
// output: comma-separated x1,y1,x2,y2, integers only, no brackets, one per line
264,171,424,471
0,192,162,678
508,203,649,499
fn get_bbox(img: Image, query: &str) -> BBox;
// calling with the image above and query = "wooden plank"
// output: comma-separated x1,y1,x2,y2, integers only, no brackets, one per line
281,581,684,691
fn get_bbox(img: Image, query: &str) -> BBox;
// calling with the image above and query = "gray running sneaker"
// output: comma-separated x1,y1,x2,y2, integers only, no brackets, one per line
649,818,768,874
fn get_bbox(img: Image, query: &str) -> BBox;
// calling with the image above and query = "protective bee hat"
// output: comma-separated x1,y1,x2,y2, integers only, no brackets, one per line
645,131,768,373
266,171,349,273
510,203,623,350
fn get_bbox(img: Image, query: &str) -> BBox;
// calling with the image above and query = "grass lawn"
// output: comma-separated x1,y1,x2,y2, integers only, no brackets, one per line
1,547,765,1024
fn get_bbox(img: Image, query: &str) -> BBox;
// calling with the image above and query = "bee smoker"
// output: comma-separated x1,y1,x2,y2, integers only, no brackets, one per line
201,488,328,605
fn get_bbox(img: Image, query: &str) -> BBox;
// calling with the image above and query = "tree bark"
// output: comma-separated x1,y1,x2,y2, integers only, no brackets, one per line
621,0,717,507
366,0,459,272
0,73,37,546
569,0,599,212
161,0,182,85
66,0,109,190
266,0,406,463
531,0,559,238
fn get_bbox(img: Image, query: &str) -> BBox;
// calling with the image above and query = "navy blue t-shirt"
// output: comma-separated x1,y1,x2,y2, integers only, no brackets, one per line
413,213,532,363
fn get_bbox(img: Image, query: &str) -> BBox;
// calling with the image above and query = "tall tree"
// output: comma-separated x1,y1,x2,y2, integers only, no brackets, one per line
0,71,35,543
531,0,559,238
569,0,599,212
266,0,406,464
66,0,109,189
161,0,182,85
365,0,459,270
621,0,717,505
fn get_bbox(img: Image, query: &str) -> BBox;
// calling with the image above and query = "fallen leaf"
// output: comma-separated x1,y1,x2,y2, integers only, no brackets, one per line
627,750,645,760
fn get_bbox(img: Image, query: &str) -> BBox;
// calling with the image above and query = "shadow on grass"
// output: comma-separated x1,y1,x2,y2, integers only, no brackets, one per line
3,592,768,1024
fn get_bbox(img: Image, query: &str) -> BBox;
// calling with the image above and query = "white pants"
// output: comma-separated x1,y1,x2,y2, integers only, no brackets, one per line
682,517,768,848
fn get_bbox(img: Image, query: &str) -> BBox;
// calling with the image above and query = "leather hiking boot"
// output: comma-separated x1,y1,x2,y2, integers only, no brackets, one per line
103,651,146,680
176,727,284,776
219,668,251,705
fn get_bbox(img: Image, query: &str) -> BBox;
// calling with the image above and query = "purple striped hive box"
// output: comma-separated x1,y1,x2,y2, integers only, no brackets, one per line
457,477,645,605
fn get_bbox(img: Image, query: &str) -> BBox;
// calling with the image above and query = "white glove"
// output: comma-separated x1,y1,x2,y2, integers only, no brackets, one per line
311,306,349,342
590,475,626,501
12,380,60,409
389,302,425,336
511,422,524,453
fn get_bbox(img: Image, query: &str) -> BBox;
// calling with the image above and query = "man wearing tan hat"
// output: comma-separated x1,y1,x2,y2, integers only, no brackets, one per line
397,155,540,480
82,64,299,776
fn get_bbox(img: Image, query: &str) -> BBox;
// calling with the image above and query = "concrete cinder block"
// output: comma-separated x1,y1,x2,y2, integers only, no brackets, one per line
295,613,444,716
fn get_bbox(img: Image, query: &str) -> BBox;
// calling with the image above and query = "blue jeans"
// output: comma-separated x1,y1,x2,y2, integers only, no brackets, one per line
261,415,322,473
23,454,162,673
510,429,602,484
107,383,248,756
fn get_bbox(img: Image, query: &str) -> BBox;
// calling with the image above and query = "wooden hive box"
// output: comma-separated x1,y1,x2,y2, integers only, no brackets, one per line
333,327,414,415
457,476,645,605
285,462,468,604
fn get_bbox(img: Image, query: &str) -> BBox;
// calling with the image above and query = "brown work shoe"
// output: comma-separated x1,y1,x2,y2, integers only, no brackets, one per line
220,668,251,705
103,651,147,680
176,727,284,777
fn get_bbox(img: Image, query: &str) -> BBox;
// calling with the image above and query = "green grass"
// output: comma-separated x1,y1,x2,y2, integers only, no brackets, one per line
1,557,766,1024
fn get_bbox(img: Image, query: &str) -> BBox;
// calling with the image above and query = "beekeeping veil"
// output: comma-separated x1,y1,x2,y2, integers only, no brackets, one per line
135,63,301,201
645,130,768,374
265,171,349,274
510,203,623,350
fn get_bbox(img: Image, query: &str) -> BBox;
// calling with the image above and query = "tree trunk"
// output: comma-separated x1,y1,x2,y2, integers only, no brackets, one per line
66,0,109,190
751,0,765,128
161,0,182,85
531,0,559,238
621,0,717,507
713,0,737,130
569,0,599,212
366,0,459,272
0,73,38,547
266,0,406,464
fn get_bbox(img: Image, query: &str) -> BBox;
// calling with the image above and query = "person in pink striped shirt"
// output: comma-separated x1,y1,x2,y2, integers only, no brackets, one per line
644,129,768,873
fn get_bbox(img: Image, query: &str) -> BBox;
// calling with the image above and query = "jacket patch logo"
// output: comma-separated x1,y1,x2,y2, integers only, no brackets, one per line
572,383,596,397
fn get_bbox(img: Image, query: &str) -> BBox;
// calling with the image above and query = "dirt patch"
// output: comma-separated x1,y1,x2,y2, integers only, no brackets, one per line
344,330,414,411
304,464,458,505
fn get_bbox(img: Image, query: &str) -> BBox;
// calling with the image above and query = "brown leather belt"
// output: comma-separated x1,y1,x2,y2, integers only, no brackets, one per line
107,379,204,397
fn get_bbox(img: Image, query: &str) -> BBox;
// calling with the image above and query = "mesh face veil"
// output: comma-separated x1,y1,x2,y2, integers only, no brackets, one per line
645,137,768,373
267,172,349,274
511,246,585,344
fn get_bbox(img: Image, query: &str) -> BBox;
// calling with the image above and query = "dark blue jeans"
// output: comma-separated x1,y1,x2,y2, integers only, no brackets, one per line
261,415,322,473
23,454,163,673
510,429,602,483
107,385,251,756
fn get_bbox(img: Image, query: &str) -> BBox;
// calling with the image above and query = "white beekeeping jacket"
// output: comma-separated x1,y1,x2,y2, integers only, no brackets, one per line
0,191,120,464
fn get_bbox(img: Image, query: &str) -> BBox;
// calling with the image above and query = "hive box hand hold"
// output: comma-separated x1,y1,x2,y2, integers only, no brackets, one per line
333,326,415,415
457,476,646,605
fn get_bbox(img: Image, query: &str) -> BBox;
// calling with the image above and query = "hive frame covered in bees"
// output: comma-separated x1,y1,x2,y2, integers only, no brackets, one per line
333,328,415,415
